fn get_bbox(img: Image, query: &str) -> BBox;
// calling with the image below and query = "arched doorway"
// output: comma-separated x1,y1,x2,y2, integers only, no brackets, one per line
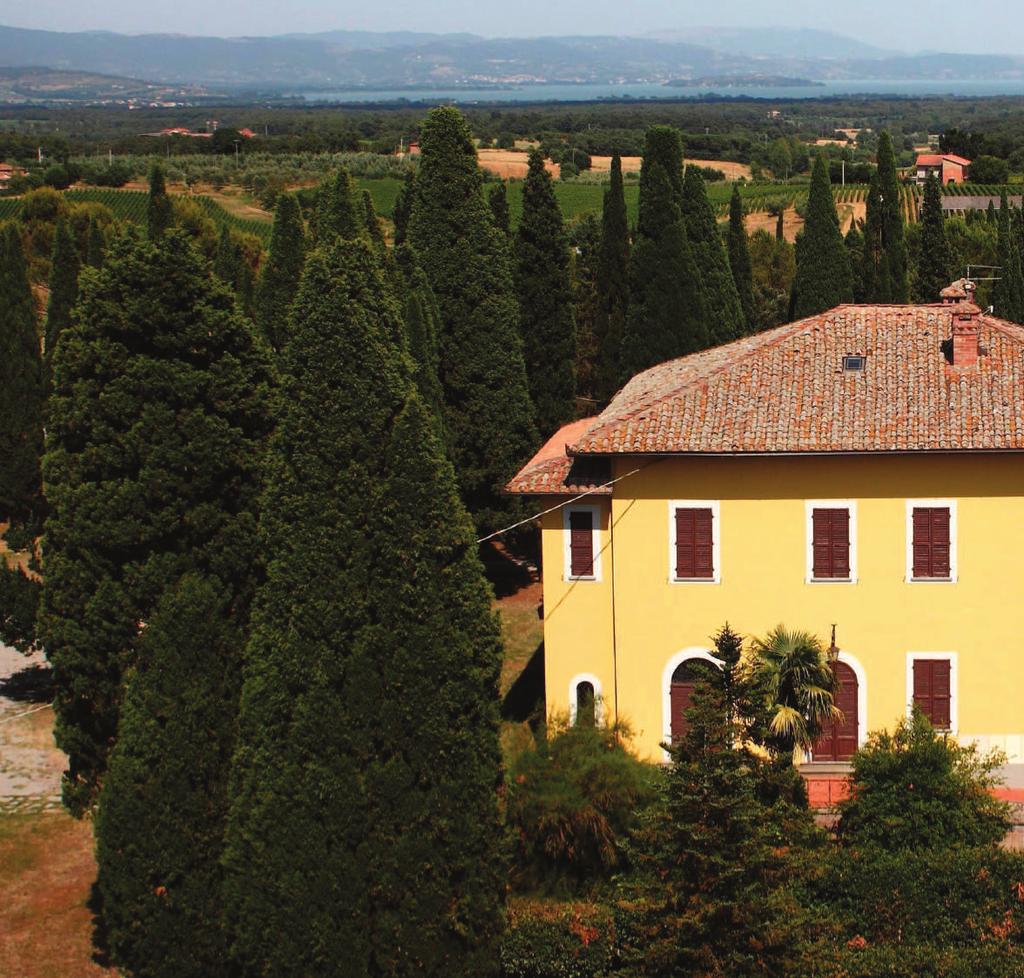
574,681,596,727
669,659,708,743
813,660,859,761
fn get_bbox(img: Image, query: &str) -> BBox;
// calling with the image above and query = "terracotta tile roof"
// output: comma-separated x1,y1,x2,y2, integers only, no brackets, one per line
916,154,944,166
506,417,612,495
567,304,1024,456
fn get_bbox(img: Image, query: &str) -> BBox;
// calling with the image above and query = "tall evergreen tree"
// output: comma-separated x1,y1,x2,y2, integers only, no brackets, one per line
147,164,173,240
993,192,1024,323
86,216,106,268
727,184,754,331
775,208,785,242
488,181,511,237
407,106,536,527
640,125,684,202
213,224,238,284
682,165,745,344
395,244,445,430
861,132,909,302
618,162,707,380
39,229,273,814
223,238,411,978
595,154,630,402
514,149,577,437
391,169,416,247
255,193,306,353
312,168,361,242
363,189,386,250
44,217,81,379
359,392,506,976
95,573,245,978
916,174,952,302
0,223,44,529
791,154,854,318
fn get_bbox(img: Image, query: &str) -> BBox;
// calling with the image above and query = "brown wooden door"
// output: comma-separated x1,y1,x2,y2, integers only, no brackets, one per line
669,660,701,743
812,661,858,761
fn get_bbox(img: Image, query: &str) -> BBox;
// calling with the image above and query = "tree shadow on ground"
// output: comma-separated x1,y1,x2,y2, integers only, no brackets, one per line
503,642,545,729
479,536,538,600
0,663,54,704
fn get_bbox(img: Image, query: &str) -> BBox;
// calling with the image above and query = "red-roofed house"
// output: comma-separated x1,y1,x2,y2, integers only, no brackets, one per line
507,289,1024,795
915,153,971,185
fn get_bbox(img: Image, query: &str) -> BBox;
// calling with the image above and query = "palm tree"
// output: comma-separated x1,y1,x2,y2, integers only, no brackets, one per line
749,625,841,762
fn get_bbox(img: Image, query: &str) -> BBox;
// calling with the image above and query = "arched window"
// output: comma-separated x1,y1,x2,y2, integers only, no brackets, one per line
669,658,710,743
575,681,596,727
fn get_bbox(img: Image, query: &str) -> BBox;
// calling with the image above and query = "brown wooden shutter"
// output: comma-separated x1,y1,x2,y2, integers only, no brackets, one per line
675,508,714,579
912,507,951,579
913,659,951,729
568,510,594,577
812,661,858,761
812,508,850,579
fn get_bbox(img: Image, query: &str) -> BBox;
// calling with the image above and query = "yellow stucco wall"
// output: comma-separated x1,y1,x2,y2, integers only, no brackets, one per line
540,454,1024,762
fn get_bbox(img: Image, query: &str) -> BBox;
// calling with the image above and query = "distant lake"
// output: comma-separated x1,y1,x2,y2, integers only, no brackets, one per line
299,78,1024,104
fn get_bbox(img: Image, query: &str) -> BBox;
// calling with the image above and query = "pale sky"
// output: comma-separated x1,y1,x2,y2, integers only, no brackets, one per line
0,0,1021,55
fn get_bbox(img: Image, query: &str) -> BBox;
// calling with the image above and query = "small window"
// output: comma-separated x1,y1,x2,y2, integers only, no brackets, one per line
673,506,715,581
910,505,952,580
912,659,952,730
843,355,865,372
575,681,596,727
563,506,600,581
806,501,856,583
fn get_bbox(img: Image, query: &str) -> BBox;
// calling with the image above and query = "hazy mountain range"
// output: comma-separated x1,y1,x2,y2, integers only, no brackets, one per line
0,24,1022,95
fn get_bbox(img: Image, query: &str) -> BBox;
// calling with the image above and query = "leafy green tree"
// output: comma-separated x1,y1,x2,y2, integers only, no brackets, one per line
514,149,577,437
44,217,81,381
95,574,245,978
993,191,1024,323
727,184,754,331
749,625,840,762
223,238,411,978
488,181,511,237
682,165,745,344
407,106,536,527
311,168,361,242
836,709,1012,851
146,163,173,239
861,132,909,302
619,162,707,380
255,192,306,352
596,154,630,402
86,216,106,268
391,169,415,246
791,154,853,318
359,392,507,976
39,230,273,814
916,174,952,302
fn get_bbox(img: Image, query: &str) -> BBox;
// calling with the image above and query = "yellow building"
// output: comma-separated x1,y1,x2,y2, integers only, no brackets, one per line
508,297,1024,773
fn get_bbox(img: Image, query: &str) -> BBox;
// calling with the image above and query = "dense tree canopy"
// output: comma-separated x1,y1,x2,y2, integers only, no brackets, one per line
916,174,952,303
726,184,754,331
596,154,630,402
861,132,909,303
255,192,306,352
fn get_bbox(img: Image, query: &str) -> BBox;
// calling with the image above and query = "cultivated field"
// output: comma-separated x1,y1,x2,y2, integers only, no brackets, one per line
477,149,560,179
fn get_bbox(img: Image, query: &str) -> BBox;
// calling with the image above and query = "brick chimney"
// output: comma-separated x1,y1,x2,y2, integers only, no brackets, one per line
951,303,980,368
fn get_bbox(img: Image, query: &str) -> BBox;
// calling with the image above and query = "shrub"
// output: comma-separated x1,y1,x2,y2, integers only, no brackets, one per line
43,164,71,190
801,943,1024,978
506,717,655,892
501,899,615,978
836,709,1011,851
970,155,1010,185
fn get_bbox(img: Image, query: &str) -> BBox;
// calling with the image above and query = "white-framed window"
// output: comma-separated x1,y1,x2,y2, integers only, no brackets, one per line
668,500,720,583
805,500,857,583
906,652,958,734
563,505,601,582
568,673,603,726
905,499,957,583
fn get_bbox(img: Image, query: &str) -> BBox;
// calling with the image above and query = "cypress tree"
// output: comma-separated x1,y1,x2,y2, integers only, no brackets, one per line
488,181,511,237
776,209,785,242
360,392,505,976
392,169,415,246
312,168,361,242
916,174,951,302
95,573,244,978
682,165,745,344
0,223,44,529
395,244,445,430
86,216,106,268
861,132,909,302
514,148,577,437
363,189,386,250
845,225,866,302
407,106,536,527
791,154,854,318
255,192,306,353
213,224,237,284
147,163,173,239
39,230,273,814
44,217,81,378
993,192,1024,323
223,238,411,978
727,184,754,331
596,153,630,402
641,125,684,202
618,162,707,380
